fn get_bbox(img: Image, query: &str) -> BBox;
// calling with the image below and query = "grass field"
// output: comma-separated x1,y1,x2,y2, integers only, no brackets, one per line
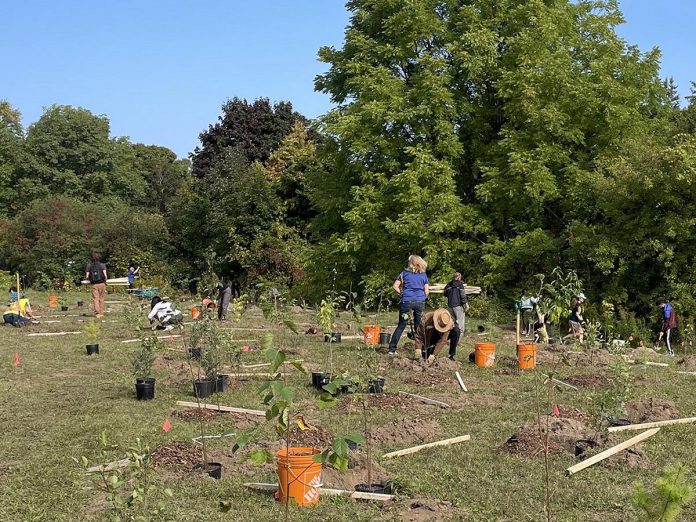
2,289,696,521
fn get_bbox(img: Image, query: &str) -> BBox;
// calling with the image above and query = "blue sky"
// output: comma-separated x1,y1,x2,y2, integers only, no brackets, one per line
4,1,694,158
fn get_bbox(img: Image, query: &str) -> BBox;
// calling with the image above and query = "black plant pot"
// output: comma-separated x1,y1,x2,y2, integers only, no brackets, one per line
311,371,329,389
135,378,156,401
355,483,391,494
188,347,202,359
368,378,385,394
379,332,391,345
214,374,229,393
86,344,99,355
196,461,222,479
193,378,213,399
61,306,69,312
323,332,341,343
77,301,84,307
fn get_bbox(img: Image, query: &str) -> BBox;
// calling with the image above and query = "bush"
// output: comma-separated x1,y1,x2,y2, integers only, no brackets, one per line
467,294,510,325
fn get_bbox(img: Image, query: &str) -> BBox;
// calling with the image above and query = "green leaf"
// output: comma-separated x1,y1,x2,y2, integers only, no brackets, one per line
344,433,364,445
283,319,299,334
322,382,338,395
269,350,286,374
248,449,271,466
332,437,348,458
316,392,338,410
290,360,307,374
163,488,173,498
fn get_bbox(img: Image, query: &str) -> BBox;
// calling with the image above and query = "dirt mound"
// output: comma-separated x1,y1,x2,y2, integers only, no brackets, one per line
372,416,441,447
677,356,696,371
402,373,457,387
321,451,390,491
430,357,460,371
385,498,463,522
338,393,416,412
286,425,334,450
564,374,611,388
601,445,649,469
152,441,202,469
572,350,618,367
620,398,679,424
505,415,597,458
389,356,425,371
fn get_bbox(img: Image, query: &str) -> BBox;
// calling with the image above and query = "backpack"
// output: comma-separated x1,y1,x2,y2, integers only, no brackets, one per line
88,262,105,284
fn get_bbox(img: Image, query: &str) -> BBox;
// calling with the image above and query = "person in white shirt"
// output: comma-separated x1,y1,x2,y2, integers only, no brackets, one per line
148,296,184,330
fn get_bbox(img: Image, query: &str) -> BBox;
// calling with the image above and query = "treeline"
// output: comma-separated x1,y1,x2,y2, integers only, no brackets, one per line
3,0,696,317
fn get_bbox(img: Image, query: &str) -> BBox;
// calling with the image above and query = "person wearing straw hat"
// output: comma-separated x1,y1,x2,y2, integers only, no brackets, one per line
414,308,459,365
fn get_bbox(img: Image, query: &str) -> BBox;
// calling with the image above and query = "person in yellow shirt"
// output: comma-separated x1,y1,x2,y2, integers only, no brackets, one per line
3,288,36,327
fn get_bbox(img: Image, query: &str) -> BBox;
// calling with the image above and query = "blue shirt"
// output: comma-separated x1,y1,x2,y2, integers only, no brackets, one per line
398,270,428,301
663,303,673,320
128,271,136,284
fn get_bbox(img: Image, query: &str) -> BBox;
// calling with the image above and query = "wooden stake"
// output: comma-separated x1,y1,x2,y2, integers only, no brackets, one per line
515,312,520,345
566,428,660,475
398,391,450,408
27,331,81,337
381,435,471,459
607,416,696,433
676,371,696,376
175,401,265,416
455,372,468,392
121,334,182,343
243,482,394,501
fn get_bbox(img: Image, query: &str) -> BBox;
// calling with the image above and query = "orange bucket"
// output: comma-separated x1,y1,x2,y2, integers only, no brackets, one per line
48,295,58,309
363,324,380,345
517,343,537,369
276,447,322,506
191,306,201,319
474,342,496,367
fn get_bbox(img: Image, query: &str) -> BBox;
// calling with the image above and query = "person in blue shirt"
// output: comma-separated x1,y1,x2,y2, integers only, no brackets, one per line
127,264,139,300
388,255,429,355
658,299,677,356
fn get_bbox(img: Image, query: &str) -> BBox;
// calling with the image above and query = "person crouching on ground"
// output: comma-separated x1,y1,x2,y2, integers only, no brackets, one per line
388,255,430,355
414,308,460,364
148,296,184,330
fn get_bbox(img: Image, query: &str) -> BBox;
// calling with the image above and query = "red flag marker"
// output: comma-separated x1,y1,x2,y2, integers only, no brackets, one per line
242,345,250,352
552,404,560,417
163,418,171,433
167,336,174,342
12,352,20,367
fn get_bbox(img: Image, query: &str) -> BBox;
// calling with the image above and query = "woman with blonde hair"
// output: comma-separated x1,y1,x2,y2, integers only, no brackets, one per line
388,255,429,355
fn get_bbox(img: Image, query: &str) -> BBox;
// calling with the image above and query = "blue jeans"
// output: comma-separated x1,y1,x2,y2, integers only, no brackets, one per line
3,314,30,327
389,300,425,352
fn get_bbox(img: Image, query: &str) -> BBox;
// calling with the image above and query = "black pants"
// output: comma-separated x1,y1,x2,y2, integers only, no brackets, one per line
389,300,425,352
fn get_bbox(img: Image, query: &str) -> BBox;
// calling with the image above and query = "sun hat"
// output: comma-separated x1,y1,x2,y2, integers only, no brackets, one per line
578,292,587,301
433,308,454,333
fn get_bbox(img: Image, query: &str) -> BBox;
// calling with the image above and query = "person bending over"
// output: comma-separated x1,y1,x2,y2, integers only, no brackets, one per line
388,255,429,355
414,308,459,364
148,296,184,331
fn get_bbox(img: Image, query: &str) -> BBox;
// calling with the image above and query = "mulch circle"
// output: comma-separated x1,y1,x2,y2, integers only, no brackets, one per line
151,441,202,469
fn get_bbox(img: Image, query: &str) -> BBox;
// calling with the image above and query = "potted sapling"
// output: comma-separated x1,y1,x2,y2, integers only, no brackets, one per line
131,336,157,400
187,316,218,399
85,320,100,355
314,295,343,390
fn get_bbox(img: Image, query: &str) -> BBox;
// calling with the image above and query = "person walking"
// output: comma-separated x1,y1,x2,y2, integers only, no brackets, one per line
659,299,678,356
85,252,107,318
217,280,232,321
388,255,429,355
413,308,458,364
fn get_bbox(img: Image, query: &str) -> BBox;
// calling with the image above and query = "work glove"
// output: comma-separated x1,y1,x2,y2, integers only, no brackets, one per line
427,354,435,365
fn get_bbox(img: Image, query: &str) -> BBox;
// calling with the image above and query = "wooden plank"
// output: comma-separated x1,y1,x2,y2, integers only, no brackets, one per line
87,458,131,473
455,372,468,392
541,373,578,391
381,435,471,459
566,428,660,475
243,482,394,501
175,401,265,416
398,391,450,408
27,331,81,337
676,371,696,376
241,360,303,369
607,416,696,433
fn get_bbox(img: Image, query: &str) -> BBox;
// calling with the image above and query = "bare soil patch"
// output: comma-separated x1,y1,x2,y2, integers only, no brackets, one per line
152,441,203,469
321,451,390,491
383,497,463,522
372,416,441,447
505,415,599,458
676,356,696,371
337,392,419,412
563,374,611,388
619,398,679,424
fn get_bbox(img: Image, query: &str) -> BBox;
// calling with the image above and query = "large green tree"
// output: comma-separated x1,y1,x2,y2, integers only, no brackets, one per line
310,0,668,299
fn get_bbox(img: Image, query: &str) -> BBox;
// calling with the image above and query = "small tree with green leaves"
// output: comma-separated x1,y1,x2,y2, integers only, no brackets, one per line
632,464,694,522
75,431,173,521
587,359,632,440
85,320,100,345
130,336,157,380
